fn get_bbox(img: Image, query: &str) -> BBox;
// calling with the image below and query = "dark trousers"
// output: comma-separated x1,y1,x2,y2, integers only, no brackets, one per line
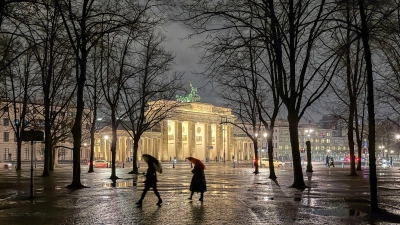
140,184,162,202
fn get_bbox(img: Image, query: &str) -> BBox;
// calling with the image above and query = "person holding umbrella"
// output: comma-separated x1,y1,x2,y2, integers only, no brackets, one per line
136,154,163,207
187,157,207,201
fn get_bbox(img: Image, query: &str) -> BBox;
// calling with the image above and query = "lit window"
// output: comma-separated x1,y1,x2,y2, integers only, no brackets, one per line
3,132,9,142
3,118,9,126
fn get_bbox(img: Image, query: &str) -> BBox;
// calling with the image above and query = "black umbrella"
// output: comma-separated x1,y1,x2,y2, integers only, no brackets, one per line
142,154,162,173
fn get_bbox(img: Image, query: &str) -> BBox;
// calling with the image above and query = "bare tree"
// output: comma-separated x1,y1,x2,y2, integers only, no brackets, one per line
326,1,368,175
357,0,379,213
25,2,76,175
2,39,36,171
85,41,104,173
178,0,340,189
120,31,183,174
99,28,139,180
55,0,162,188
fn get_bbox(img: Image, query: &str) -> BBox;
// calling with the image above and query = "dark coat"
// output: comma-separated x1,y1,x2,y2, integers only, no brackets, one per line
190,167,207,193
144,165,157,188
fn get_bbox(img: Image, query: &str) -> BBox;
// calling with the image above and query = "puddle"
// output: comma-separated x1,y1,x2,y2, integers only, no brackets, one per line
310,208,364,217
104,181,135,188
36,187,63,191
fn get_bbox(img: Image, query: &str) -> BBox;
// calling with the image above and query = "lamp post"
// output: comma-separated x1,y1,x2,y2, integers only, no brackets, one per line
396,134,400,160
83,142,87,162
220,116,227,163
263,133,267,159
379,145,384,159
255,133,259,166
304,129,313,164
304,129,313,151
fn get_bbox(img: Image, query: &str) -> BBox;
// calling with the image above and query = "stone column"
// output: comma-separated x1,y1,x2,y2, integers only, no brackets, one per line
142,138,146,155
227,125,232,160
161,120,168,161
176,121,183,160
188,121,196,157
103,138,107,161
215,124,222,161
205,123,212,160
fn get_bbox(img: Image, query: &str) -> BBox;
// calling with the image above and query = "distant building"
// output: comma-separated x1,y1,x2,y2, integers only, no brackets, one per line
231,118,349,162
0,99,90,162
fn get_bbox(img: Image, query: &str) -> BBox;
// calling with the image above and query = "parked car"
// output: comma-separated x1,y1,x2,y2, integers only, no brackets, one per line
259,158,284,168
344,156,365,162
88,160,108,168
0,161,12,169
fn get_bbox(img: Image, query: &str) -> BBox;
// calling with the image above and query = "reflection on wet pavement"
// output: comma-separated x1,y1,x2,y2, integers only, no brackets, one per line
0,162,399,224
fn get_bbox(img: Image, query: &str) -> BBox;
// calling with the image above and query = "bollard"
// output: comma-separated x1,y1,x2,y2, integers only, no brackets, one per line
173,161,175,168
341,162,344,168
122,162,124,168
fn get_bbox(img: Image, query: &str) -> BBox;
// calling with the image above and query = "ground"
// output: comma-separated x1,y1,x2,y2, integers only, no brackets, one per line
0,161,399,224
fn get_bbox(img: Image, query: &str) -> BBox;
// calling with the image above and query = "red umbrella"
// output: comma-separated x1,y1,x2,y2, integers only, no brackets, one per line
187,157,205,170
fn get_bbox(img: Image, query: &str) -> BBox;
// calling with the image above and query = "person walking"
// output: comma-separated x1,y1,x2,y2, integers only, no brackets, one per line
329,157,335,168
187,157,207,202
325,155,330,168
136,155,163,207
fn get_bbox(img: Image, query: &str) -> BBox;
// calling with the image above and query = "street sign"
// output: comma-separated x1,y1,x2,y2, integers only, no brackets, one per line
21,130,44,142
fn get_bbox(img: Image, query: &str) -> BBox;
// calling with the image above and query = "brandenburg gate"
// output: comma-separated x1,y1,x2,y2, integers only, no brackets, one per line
160,101,235,162
94,84,235,162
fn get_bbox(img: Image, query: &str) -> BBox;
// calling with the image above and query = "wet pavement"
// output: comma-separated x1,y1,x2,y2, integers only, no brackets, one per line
0,162,400,225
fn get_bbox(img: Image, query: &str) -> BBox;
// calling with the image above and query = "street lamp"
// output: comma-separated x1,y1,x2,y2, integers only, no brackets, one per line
379,145,385,158
304,129,313,151
396,135,400,160
263,133,267,158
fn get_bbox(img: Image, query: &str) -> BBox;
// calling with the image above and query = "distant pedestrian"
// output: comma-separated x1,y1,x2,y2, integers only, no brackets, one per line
329,157,335,168
325,155,330,167
136,155,163,207
187,157,207,202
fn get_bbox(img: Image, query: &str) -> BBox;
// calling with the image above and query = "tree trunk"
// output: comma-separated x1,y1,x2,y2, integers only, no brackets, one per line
345,2,357,176
68,56,85,188
53,146,59,168
288,113,306,189
42,99,51,177
267,132,277,180
253,139,259,174
16,138,21,170
88,101,96,173
348,98,357,176
129,137,140,174
110,110,118,180
358,0,379,213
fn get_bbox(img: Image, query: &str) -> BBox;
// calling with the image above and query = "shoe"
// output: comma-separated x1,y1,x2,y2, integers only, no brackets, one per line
136,201,142,207
198,198,203,201
156,200,163,206
188,197,192,200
